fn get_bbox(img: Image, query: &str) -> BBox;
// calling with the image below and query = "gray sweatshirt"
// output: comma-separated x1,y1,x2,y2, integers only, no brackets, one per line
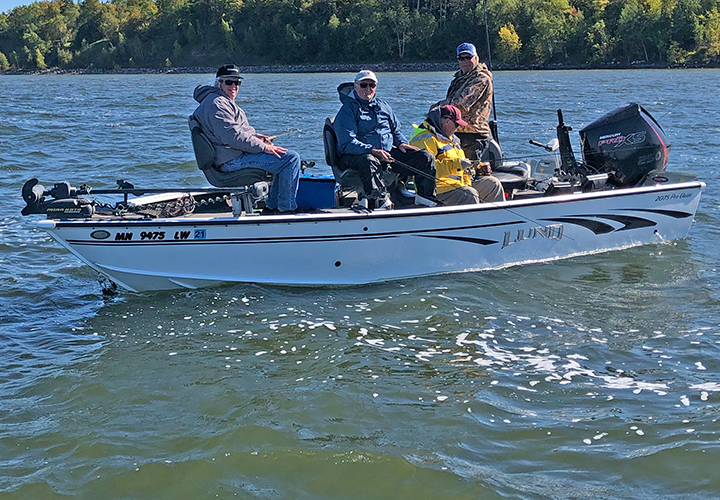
190,85,268,166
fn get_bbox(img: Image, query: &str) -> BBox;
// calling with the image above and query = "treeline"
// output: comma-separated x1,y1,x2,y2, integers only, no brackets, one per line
1,0,720,71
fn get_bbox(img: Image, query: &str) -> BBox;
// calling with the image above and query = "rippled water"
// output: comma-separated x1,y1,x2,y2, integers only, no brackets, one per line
1,70,719,499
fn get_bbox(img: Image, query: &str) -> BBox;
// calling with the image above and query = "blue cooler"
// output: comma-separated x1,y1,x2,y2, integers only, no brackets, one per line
296,174,337,209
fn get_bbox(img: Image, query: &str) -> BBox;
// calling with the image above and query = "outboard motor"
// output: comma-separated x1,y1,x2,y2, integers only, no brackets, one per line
579,103,669,187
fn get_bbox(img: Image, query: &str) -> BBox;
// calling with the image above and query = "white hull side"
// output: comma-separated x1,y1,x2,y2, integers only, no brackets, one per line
39,182,704,292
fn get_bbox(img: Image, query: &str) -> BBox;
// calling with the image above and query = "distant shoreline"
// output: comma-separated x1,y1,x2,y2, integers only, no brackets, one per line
2,61,717,76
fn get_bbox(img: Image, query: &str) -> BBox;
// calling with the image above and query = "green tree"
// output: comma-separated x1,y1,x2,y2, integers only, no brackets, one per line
385,2,411,58
75,0,120,48
616,0,663,62
585,19,613,62
696,6,720,58
0,50,9,70
57,47,73,65
9,51,20,69
2,0,720,69
523,0,578,63
667,39,692,62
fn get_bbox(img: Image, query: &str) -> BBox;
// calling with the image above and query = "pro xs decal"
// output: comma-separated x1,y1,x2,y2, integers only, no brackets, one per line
597,131,646,148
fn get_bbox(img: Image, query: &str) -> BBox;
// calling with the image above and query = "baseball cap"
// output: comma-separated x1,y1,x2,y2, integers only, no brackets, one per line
456,43,477,57
440,105,468,127
354,70,378,83
216,64,243,79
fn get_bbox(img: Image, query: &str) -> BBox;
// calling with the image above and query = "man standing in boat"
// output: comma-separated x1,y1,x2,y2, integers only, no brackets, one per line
410,105,504,205
435,43,494,161
191,64,301,214
334,70,436,209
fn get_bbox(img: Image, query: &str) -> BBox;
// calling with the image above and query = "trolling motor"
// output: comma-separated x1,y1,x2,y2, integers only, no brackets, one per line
21,179,95,218
556,109,578,173
529,110,609,195
21,178,272,220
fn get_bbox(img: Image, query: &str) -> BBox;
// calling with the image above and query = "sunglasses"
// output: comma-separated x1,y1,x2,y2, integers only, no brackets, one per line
222,79,241,87
358,82,376,89
457,55,473,61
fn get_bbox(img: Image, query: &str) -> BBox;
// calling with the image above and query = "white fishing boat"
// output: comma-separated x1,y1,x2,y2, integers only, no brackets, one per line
21,104,704,293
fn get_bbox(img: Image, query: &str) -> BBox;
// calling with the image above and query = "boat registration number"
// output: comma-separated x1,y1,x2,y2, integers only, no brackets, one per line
140,231,165,240
112,229,208,242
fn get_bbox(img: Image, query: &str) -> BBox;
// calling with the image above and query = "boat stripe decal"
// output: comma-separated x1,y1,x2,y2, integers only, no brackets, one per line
67,235,400,246
416,235,497,246
598,215,657,231
546,214,657,232
584,214,656,231
63,220,526,246
616,208,693,219
541,218,616,235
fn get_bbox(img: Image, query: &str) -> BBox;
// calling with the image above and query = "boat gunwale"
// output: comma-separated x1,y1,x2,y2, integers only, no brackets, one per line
40,180,705,229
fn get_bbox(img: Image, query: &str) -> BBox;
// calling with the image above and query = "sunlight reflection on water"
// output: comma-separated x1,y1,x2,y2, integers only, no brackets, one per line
1,70,719,498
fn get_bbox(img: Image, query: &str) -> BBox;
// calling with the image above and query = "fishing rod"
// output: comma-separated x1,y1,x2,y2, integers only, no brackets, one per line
262,127,307,142
655,101,681,122
483,0,499,143
386,156,577,241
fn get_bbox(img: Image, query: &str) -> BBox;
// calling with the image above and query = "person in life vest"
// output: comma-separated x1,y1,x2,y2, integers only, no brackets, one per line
410,105,504,205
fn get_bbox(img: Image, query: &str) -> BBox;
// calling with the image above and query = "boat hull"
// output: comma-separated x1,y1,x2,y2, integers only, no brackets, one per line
38,181,704,292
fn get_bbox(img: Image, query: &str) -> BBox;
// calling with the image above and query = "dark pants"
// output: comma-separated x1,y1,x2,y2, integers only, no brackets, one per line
338,147,436,199
456,132,489,161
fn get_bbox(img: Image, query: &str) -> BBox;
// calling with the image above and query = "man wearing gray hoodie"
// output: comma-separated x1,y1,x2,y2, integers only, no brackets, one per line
191,64,300,213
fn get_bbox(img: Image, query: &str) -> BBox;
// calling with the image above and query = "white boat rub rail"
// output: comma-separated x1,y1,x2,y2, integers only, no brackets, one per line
38,180,704,229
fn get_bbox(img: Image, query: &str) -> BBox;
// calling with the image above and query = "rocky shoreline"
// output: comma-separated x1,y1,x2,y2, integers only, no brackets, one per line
2,60,716,76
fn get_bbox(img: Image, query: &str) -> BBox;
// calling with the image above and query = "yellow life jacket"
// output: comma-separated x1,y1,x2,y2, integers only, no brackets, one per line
410,122,471,194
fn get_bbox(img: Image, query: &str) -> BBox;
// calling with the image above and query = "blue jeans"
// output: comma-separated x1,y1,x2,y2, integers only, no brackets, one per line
221,150,301,211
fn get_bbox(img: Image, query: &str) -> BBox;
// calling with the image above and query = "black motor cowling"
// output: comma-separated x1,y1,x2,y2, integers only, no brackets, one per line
579,103,669,187
21,178,95,218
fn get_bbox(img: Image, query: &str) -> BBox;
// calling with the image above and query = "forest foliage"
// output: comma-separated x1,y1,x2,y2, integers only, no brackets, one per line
2,0,720,71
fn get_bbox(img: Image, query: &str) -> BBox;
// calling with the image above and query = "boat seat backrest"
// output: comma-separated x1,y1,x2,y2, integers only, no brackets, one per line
190,121,216,172
323,116,403,201
188,117,271,188
323,117,340,168
479,137,503,169
323,116,364,191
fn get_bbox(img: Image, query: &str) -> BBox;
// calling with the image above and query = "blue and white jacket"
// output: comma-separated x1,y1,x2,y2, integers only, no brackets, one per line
333,82,407,156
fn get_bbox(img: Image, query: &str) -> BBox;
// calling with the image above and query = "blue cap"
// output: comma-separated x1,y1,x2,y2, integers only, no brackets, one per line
456,43,477,57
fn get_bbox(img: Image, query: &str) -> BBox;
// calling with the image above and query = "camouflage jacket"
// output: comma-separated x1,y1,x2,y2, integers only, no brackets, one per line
444,63,493,137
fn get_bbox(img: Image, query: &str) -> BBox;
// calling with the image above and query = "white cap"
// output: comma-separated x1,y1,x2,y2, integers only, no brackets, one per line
354,70,378,83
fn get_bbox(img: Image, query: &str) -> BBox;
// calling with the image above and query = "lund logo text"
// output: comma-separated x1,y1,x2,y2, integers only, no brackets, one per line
502,224,564,249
